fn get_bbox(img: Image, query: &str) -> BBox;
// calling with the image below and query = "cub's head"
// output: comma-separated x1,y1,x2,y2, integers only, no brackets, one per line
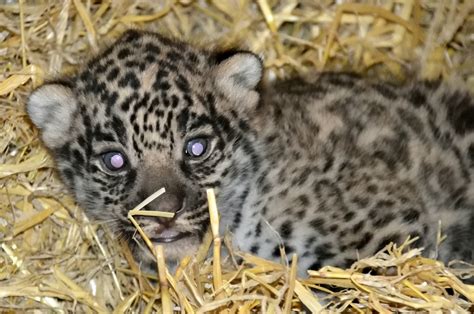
27,30,263,265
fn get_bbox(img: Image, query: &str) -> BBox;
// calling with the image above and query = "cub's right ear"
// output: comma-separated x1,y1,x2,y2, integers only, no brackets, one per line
27,84,77,148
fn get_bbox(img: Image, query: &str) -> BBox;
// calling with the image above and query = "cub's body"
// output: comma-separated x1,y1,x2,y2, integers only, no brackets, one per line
27,30,474,273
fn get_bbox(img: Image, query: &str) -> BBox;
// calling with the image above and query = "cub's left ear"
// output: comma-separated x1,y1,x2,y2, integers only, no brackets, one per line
27,83,77,149
214,51,263,105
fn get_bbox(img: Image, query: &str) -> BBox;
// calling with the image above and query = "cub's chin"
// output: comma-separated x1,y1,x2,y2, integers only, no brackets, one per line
131,234,202,272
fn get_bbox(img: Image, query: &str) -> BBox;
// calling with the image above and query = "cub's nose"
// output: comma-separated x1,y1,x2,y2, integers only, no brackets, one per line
137,167,186,217
154,192,184,214
141,190,185,215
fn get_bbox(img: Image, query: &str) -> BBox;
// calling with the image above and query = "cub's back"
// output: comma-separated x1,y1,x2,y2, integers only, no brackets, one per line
264,73,474,193
252,73,474,265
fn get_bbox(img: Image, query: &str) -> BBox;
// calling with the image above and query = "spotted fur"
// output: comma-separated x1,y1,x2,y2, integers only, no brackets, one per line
28,30,474,273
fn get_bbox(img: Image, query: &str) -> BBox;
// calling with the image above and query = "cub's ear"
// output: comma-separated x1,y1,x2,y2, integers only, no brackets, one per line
214,51,263,106
27,83,77,148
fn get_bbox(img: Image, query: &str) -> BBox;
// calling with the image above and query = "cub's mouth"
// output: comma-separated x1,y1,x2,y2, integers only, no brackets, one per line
127,188,207,261
150,230,192,243
139,217,194,245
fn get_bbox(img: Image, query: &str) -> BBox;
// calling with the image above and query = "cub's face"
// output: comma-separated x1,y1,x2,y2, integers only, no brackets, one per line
27,30,263,263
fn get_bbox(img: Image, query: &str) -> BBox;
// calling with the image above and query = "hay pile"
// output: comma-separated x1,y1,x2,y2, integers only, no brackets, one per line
1,0,473,312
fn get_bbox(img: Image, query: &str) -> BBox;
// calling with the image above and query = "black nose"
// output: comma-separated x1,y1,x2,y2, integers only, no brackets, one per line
155,192,184,213
137,167,187,217
142,191,185,214
144,192,184,226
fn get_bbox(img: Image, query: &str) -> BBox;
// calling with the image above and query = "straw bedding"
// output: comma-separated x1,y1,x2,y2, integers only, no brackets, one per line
0,0,473,312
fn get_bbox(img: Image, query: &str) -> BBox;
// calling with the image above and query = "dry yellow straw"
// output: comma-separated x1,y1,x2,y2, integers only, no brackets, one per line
155,245,173,314
13,206,55,236
18,0,26,68
128,187,168,213
113,291,140,314
323,3,424,67
53,266,108,313
207,188,225,302
72,0,97,50
256,0,277,33
283,254,297,313
2,0,474,312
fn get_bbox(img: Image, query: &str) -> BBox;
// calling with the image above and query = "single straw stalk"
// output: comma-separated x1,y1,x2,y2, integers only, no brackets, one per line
155,245,173,314
283,254,298,313
206,188,226,302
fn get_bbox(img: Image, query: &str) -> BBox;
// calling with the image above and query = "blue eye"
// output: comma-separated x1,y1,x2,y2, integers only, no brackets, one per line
102,151,126,171
185,138,208,158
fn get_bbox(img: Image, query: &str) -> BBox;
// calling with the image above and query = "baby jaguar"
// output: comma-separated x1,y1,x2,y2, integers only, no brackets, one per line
27,30,474,272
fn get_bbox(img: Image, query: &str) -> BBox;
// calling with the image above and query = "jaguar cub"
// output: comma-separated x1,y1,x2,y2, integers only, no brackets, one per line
28,30,474,273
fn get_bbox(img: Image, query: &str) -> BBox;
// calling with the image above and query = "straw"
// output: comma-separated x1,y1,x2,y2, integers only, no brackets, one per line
1,0,473,312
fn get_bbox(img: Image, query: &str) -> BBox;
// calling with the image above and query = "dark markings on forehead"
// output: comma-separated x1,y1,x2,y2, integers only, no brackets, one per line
177,108,189,134
183,51,202,72
120,29,143,43
188,93,235,141
72,147,85,166
86,78,106,96
117,31,187,61
176,75,191,93
161,60,179,72
93,123,115,142
183,94,193,108
406,87,427,108
117,48,131,59
132,136,143,157
187,51,199,63
106,66,120,81
154,77,171,92
145,54,156,64
147,97,157,114
155,107,165,118
161,91,170,107
188,114,213,132
163,111,174,141
145,43,161,54
155,69,169,82
92,62,107,75
81,109,92,135
74,31,228,163
111,115,128,146
120,92,138,112
77,135,86,148
215,115,235,141
118,72,140,89
171,95,179,108
166,49,183,62
204,93,217,116
79,69,92,82
126,60,146,71
372,83,398,100
104,89,118,106
133,93,150,112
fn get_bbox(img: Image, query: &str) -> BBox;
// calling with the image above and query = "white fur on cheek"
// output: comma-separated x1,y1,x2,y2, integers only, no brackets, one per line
27,84,77,148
